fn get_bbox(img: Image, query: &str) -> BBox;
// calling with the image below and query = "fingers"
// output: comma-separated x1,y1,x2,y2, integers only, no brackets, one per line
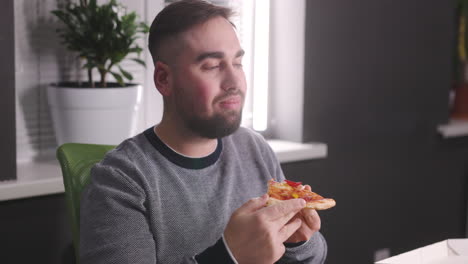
304,185,312,191
237,194,269,214
278,218,302,242
302,209,321,231
262,199,305,224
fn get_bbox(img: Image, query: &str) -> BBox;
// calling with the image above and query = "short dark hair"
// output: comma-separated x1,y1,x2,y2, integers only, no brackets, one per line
148,0,234,64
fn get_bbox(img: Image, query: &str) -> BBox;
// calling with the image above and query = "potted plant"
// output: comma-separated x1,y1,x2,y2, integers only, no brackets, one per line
452,0,468,119
48,0,149,145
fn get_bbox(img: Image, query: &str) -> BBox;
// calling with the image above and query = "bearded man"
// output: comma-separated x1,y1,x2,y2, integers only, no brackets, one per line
79,1,327,263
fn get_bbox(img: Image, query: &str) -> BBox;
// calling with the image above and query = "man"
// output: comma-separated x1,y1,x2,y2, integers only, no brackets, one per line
80,0,327,263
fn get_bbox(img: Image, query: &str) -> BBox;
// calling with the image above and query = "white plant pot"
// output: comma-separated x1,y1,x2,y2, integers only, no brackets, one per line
47,83,142,146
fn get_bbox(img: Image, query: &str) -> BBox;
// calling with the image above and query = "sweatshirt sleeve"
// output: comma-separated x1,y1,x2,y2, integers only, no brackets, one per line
278,232,328,264
79,163,157,264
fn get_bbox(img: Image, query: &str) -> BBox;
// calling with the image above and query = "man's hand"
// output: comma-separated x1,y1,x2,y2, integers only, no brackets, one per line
285,185,321,244
223,194,305,264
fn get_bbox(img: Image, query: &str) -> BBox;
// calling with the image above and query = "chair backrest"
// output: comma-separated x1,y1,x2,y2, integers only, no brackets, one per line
56,143,115,263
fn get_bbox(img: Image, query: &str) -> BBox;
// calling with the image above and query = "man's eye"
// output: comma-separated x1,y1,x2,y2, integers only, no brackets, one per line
234,63,243,68
203,65,220,70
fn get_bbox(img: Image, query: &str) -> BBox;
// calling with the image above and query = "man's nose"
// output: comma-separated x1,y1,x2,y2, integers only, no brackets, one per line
221,65,242,91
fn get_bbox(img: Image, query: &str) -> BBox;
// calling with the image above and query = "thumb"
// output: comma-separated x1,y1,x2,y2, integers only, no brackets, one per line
238,194,269,214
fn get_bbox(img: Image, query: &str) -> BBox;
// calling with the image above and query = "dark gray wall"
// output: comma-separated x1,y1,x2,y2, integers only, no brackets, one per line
0,0,16,181
282,0,468,263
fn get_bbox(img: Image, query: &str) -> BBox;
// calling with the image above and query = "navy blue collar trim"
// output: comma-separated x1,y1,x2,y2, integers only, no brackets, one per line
143,127,222,170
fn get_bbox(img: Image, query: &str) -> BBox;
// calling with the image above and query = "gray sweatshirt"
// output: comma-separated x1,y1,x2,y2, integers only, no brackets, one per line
80,126,327,263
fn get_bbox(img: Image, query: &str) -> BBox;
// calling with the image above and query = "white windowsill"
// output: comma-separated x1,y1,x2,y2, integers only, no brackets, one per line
437,119,468,138
267,140,327,163
0,159,64,202
0,140,327,202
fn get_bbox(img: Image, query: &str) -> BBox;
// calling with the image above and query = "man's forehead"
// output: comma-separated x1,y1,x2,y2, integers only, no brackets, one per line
159,16,241,65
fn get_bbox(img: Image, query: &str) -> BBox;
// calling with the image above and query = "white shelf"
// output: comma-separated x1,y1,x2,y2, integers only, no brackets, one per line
267,140,327,163
0,159,64,202
437,119,468,138
0,140,327,202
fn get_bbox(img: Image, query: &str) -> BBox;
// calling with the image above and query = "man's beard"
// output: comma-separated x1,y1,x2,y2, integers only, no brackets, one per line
177,90,244,139
185,109,242,139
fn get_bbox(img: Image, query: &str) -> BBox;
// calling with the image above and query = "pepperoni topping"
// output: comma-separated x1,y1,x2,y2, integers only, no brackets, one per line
285,179,302,187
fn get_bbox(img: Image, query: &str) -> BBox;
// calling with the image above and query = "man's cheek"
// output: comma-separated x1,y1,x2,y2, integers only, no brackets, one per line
194,84,215,107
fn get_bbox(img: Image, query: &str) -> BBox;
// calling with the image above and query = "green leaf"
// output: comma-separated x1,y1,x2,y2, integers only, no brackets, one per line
118,66,133,81
129,47,143,53
139,22,150,33
110,72,125,86
131,58,146,67
82,61,96,69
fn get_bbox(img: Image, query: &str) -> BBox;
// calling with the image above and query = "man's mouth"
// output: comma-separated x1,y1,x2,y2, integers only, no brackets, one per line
219,95,242,109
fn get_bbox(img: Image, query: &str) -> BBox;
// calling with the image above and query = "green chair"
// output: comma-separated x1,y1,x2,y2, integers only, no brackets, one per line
56,143,115,264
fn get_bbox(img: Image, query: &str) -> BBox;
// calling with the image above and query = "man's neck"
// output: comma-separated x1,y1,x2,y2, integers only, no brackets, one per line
154,122,218,158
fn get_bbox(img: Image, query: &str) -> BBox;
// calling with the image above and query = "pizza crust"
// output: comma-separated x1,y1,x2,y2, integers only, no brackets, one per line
266,197,336,210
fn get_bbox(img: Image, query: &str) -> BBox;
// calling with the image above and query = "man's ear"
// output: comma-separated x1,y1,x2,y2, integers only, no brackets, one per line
154,61,172,96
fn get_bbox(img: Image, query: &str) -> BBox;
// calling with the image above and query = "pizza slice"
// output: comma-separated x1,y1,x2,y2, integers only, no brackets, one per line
266,179,336,210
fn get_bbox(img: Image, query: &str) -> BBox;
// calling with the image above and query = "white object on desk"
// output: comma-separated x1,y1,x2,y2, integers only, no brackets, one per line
437,119,468,138
376,239,468,264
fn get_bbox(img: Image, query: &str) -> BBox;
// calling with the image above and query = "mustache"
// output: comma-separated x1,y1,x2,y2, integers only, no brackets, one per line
213,90,244,104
